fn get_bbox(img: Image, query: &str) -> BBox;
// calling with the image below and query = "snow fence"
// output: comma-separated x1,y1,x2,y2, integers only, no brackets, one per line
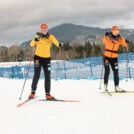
0,53,134,80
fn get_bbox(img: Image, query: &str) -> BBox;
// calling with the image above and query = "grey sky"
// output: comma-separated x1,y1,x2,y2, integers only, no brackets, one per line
0,0,134,46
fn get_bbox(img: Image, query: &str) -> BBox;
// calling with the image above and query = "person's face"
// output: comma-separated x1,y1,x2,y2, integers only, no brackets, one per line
112,30,119,36
41,29,48,35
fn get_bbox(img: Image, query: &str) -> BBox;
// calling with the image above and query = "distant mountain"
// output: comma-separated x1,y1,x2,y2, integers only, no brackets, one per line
20,40,31,49
0,46,8,50
125,29,134,41
20,23,134,48
49,23,108,44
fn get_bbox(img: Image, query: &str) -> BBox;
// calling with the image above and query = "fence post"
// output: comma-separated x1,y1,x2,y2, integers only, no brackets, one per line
63,60,66,79
128,56,131,79
11,66,13,79
89,58,93,77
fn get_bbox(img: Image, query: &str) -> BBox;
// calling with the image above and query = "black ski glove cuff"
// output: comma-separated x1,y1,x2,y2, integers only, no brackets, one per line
105,31,109,36
59,43,63,48
125,39,129,44
34,36,40,41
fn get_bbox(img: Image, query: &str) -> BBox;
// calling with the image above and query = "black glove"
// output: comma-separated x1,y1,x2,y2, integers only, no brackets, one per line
34,36,40,41
59,43,63,48
105,31,109,36
125,39,129,44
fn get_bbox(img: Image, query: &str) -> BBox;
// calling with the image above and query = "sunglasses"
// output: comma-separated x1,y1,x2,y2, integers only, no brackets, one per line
113,30,119,34
41,29,48,31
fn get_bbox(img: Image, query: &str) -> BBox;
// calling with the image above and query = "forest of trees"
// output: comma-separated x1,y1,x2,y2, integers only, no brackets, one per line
0,40,134,62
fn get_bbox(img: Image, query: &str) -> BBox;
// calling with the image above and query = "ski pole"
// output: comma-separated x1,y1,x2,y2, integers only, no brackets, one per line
126,46,128,82
99,36,107,89
99,42,106,89
55,47,61,81
99,55,104,89
19,45,36,100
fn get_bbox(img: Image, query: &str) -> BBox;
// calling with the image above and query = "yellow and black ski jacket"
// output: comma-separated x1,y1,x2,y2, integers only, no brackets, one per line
30,32,60,58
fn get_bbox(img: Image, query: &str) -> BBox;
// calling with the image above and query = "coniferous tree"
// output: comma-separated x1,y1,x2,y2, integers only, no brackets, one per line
83,41,92,57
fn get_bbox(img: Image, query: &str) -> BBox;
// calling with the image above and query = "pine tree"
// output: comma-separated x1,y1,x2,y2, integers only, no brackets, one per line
83,41,92,57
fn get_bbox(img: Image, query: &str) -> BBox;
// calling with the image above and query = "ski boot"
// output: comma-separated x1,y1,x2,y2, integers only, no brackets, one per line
46,94,56,101
115,86,125,92
104,84,108,92
29,91,35,99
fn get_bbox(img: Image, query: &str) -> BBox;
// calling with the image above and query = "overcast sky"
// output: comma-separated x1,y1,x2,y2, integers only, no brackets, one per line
0,0,134,46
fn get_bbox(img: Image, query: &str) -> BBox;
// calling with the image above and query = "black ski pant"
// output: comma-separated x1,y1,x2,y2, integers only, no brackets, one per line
31,55,51,94
104,56,119,86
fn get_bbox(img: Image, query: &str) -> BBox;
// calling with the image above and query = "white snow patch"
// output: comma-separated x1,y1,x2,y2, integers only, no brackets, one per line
0,78,134,134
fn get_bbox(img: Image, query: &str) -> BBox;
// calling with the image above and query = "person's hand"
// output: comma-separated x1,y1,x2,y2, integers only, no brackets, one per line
34,36,40,41
105,31,109,36
125,39,129,44
59,43,63,48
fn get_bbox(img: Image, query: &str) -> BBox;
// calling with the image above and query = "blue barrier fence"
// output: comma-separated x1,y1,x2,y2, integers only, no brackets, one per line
0,53,134,79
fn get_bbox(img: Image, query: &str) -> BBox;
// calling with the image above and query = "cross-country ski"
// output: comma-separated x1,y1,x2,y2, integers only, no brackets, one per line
38,99,80,102
17,96,38,107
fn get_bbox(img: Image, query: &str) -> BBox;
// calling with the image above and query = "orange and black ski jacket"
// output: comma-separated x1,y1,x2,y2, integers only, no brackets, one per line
103,32,128,58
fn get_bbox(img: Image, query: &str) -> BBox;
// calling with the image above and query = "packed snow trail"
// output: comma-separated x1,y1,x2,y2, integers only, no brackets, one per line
0,78,134,134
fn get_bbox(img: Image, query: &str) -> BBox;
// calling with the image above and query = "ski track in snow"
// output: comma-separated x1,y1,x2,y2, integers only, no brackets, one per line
0,78,134,134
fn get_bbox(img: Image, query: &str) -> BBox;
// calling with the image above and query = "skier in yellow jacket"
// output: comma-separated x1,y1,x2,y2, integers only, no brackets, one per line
29,24,63,100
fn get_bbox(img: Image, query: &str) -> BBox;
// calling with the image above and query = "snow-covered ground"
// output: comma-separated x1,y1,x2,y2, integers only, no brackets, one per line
0,78,134,134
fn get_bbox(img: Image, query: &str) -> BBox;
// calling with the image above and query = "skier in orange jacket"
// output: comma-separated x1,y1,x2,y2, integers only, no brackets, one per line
103,26,129,92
